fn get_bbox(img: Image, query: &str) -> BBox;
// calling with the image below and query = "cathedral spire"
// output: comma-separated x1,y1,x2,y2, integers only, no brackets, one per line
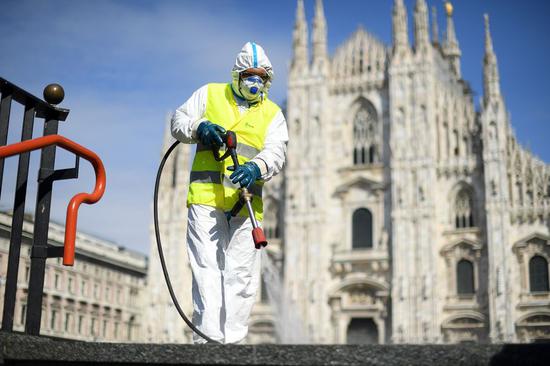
414,0,430,51
443,1,461,77
312,0,328,73
392,0,410,55
291,0,308,72
483,14,501,103
431,5,439,45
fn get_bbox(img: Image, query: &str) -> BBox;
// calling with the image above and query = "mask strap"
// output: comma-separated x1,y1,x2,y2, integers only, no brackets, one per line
231,83,245,102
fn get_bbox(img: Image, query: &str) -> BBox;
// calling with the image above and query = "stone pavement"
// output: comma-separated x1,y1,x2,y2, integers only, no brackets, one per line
1,331,549,365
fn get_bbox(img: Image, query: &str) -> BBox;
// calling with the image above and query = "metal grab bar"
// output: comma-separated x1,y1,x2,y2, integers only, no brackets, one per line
0,134,106,266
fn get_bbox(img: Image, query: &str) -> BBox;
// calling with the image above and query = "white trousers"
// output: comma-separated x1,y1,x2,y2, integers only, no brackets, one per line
186,204,262,344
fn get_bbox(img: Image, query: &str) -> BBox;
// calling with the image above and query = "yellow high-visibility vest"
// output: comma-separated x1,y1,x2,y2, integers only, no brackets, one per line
186,83,280,221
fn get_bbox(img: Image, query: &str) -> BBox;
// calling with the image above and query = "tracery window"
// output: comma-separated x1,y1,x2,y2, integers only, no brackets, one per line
529,255,549,292
353,100,378,165
457,259,475,295
352,208,373,249
455,188,474,229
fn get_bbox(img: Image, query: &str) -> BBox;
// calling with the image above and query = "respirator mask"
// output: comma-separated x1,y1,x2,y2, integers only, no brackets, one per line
239,74,265,102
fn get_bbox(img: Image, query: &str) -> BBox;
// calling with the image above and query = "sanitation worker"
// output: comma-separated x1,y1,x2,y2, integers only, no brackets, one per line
171,42,288,344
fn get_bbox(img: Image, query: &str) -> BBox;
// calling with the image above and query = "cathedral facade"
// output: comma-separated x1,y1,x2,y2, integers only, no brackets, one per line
282,0,550,344
146,0,550,344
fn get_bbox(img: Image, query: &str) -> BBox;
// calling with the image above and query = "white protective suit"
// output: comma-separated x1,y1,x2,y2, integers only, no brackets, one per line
171,42,289,344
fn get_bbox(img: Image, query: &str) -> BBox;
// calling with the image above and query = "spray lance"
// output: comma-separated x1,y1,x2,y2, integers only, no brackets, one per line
153,130,267,344
212,130,267,249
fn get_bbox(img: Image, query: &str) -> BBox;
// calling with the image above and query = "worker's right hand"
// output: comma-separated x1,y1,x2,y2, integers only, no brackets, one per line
196,121,226,148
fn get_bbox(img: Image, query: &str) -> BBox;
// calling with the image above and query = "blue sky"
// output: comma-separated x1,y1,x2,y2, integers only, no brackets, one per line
1,0,549,255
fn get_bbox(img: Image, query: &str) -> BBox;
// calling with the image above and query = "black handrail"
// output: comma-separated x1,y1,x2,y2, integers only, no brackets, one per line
0,77,79,335
0,77,69,121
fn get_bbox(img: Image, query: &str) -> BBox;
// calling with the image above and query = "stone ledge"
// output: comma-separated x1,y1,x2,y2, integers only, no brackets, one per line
1,332,549,365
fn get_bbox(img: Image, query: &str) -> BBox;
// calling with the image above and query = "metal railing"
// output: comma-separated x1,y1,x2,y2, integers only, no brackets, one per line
0,77,106,335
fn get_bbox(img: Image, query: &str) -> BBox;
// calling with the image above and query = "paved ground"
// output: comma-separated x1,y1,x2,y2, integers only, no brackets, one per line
1,331,549,365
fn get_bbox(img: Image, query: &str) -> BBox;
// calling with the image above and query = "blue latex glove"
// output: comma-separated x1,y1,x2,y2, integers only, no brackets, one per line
196,121,226,148
227,161,261,189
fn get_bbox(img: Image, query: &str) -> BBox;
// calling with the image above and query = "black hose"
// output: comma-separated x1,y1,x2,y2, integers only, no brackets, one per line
153,140,220,344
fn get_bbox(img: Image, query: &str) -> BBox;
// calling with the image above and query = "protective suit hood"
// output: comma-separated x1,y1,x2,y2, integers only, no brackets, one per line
231,42,274,102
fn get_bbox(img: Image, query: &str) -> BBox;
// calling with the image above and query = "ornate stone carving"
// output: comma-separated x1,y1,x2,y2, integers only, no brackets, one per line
348,288,375,305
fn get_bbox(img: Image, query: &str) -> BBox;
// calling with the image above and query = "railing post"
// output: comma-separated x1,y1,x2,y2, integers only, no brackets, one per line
1,103,35,331
24,114,59,335
0,86,15,330
0,89,12,196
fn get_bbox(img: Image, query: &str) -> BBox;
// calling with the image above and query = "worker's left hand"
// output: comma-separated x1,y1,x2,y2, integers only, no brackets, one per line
227,161,261,188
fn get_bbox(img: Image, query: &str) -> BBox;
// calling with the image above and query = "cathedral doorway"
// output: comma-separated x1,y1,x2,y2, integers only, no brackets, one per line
347,317,378,344
328,280,389,343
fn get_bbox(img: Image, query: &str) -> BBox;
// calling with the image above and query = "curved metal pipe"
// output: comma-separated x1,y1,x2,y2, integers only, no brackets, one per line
0,134,106,266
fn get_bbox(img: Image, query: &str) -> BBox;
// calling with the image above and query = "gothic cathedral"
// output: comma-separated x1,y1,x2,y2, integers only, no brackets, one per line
283,0,550,344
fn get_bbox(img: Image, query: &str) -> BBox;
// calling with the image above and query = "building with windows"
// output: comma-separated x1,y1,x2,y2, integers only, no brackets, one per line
283,0,550,344
0,212,148,341
146,0,550,344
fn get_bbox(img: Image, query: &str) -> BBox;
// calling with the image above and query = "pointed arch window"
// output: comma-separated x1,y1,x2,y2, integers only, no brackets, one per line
353,100,379,165
352,208,373,249
529,255,549,292
368,145,376,164
457,259,475,295
455,188,474,229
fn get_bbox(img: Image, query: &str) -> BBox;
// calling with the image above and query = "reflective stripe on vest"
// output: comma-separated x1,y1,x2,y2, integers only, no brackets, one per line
189,171,263,197
186,83,280,221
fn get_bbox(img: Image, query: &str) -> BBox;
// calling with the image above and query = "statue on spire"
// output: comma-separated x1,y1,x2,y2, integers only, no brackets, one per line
443,1,462,77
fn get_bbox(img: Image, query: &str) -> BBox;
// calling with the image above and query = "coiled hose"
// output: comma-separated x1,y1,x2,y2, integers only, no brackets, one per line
153,140,220,344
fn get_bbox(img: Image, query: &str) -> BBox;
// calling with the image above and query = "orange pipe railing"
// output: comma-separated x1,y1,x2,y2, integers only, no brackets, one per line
0,135,106,266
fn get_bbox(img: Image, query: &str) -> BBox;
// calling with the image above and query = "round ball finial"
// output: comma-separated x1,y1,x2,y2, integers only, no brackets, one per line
445,1,453,17
43,83,65,105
